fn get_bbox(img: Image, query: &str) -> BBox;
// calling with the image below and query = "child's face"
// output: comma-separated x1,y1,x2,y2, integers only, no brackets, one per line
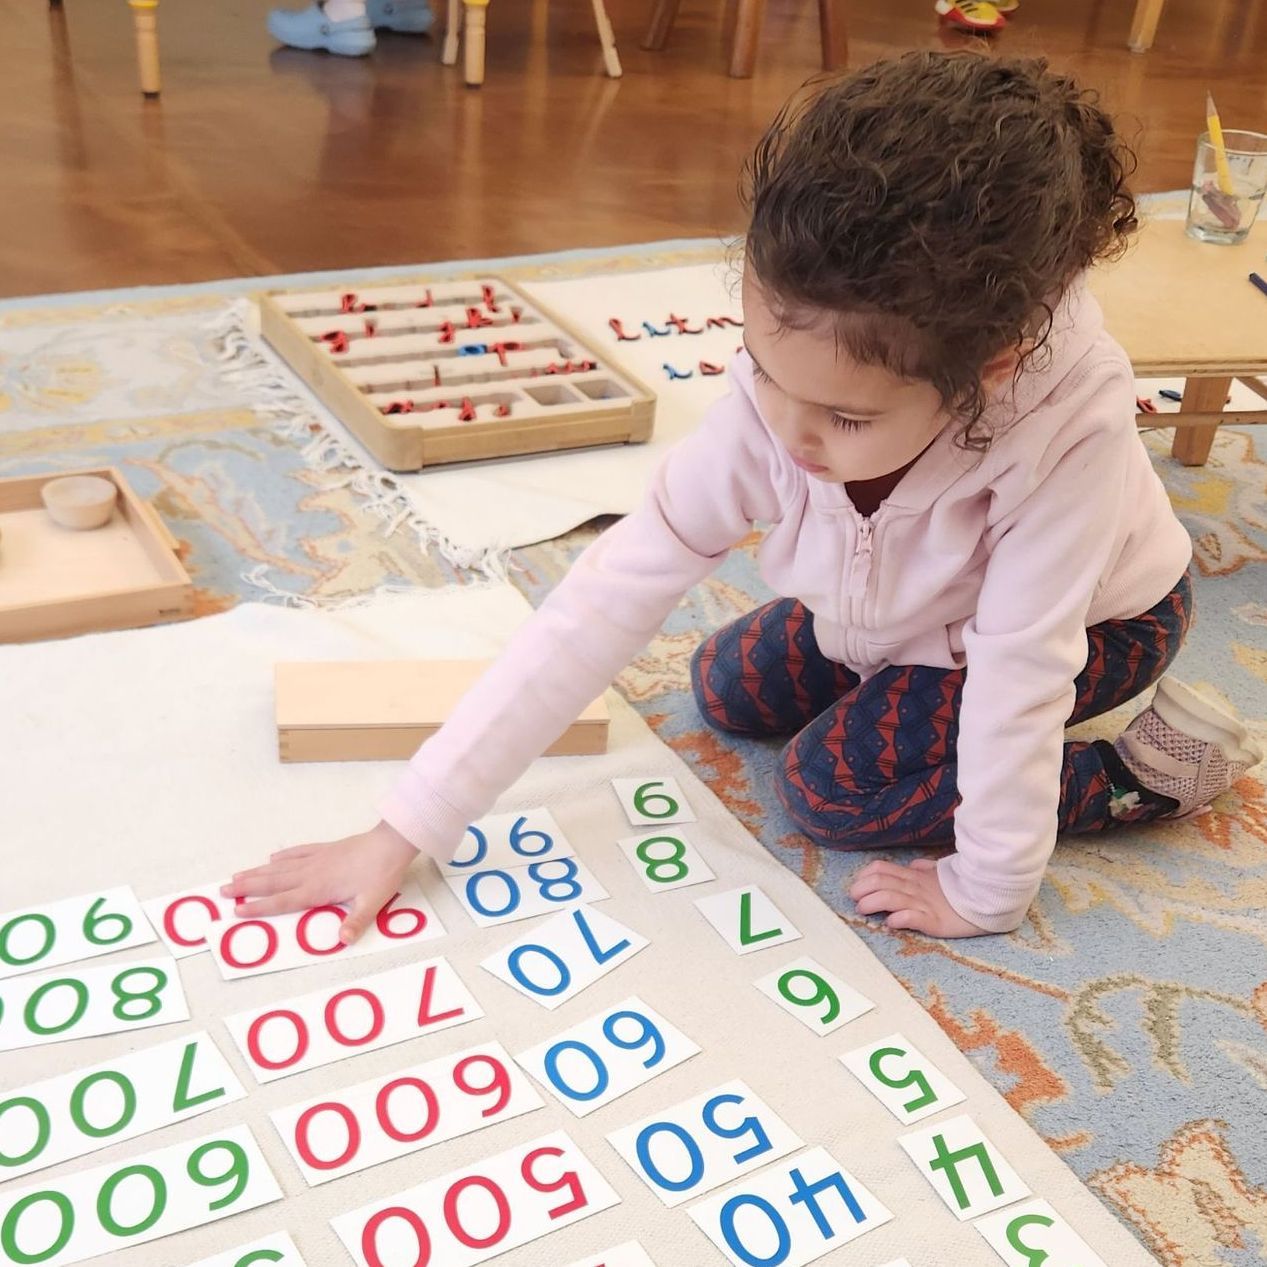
742,273,948,483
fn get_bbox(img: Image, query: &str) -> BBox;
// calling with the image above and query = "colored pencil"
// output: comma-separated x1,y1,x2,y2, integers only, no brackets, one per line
1206,92,1235,197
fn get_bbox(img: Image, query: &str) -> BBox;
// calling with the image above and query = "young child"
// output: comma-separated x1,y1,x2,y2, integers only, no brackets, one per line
228,52,1261,939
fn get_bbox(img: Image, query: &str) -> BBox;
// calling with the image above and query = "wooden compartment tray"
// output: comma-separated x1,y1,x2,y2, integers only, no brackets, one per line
260,275,656,471
0,467,193,643
275,659,609,762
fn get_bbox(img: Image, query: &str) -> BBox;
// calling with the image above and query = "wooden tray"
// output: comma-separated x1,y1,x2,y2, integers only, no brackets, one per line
0,468,193,643
275,659,609,762
260,275,656,471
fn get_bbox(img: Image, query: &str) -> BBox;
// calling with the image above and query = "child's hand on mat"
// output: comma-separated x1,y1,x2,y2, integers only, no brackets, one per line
849,857,988,938
222,820,417,945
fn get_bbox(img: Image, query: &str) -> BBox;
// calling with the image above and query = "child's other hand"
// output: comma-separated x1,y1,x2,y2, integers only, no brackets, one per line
849,857,988,938
222,820,418,946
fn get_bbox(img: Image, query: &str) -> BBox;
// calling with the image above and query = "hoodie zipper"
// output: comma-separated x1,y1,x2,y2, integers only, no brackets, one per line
840,508,878,664
850,516,874,614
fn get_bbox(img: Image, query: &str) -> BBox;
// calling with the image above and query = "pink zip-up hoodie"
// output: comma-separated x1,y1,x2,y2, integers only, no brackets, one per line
381,279,1192,932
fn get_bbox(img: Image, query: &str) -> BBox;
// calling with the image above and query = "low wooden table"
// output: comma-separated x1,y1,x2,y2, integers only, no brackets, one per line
1088,217,1267,466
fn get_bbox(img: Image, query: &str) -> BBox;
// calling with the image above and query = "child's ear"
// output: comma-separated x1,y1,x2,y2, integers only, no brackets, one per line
981,339,1036,391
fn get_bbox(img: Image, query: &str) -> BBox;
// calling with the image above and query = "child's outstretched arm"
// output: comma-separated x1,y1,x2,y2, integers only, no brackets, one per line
227,364,788,941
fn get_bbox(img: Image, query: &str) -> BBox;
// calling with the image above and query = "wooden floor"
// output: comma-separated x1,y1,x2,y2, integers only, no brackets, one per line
5,0,1267,297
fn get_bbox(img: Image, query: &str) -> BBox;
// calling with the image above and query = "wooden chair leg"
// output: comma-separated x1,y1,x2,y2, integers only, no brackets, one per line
590,0,622,77
442,0,462,66
1172,375,1229,466
463,0,487,86
817,0,846,71
729,0,766,76
1129,0,1165,50
642,0,681,50
128,0,161,98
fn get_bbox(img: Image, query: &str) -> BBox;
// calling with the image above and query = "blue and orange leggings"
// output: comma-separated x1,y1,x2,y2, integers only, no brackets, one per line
690,575,1193,849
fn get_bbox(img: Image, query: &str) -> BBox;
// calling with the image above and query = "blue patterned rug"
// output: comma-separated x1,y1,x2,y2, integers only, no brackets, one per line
1,235,1264,1265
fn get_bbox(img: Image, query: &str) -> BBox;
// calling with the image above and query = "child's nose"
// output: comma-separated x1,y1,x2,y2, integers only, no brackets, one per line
795,426,822,454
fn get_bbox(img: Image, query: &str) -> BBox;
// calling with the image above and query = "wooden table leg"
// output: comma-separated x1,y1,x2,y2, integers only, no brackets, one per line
1129,0,1165,50
128,0,161,98
729,0,766,77
463,0,488,86
642,0,681,50
1172,375,1229,466
818,0,846,71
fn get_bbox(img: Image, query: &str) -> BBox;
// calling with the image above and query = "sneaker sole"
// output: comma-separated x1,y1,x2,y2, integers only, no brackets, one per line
1153,678,1263,768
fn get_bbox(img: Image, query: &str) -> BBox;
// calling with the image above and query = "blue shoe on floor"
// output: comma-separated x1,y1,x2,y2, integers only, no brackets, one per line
367,0,434,33
267,3,376,55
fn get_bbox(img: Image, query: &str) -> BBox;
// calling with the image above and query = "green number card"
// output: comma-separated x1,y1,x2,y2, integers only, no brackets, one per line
611,777,696,828
693,887,802,956
974,1197,1109,1266
0,888,154,981
1,1031,245,1181
897,1114,1031,1221
753,956,874,1036
184,1231,310,1267
0,1124,281,1267
0,957,188,1052
616,828,716,893
839,1032,966,1124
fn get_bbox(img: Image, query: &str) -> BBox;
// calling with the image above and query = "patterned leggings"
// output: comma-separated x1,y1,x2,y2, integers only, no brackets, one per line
690,575,1194,848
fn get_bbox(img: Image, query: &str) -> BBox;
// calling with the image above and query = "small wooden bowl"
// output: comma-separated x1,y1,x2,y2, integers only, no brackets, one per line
41,475,118,531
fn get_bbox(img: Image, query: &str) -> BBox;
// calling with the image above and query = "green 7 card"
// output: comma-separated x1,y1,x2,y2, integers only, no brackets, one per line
694,887,802,955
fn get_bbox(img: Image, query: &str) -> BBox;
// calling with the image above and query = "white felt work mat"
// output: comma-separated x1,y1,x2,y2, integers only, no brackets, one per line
0,586,1157,1266
387,262,741,555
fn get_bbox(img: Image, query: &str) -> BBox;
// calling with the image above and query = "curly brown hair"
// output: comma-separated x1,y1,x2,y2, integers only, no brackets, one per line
742,51,1138,449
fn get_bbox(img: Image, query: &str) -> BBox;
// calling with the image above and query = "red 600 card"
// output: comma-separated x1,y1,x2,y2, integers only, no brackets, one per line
269,1041,543,1185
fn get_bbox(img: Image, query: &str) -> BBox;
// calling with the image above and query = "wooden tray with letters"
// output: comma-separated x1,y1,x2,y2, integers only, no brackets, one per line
259,275,656,471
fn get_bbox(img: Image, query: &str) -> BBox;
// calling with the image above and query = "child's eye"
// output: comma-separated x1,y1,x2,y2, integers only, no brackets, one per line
752,363,772,384
831,414,871,432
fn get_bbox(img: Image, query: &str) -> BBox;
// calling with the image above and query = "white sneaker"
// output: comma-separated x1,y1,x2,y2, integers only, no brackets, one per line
1115,677,1263,817
367,0,434,33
